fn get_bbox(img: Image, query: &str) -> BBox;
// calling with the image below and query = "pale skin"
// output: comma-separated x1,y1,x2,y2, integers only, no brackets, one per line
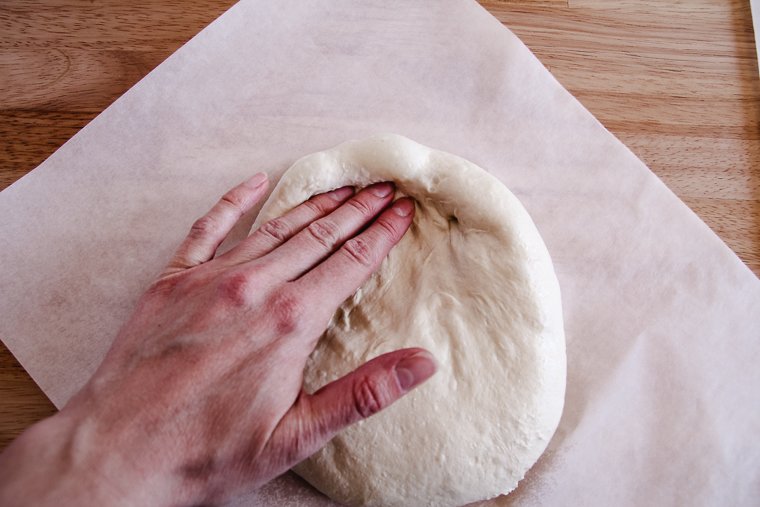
0,173,437,506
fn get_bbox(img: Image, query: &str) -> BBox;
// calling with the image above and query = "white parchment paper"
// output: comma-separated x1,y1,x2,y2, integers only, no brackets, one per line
1,1,758,505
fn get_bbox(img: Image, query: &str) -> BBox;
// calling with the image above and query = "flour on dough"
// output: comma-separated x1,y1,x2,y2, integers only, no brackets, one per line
253,134,566,507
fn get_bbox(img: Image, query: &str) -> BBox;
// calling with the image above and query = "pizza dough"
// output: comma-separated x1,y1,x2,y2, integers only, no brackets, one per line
253,134,566,507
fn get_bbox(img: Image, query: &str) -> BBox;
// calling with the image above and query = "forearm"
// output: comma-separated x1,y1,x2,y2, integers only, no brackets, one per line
0,410,179,506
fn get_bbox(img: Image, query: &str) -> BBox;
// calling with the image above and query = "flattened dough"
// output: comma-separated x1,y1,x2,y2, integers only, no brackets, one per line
253,134,566,507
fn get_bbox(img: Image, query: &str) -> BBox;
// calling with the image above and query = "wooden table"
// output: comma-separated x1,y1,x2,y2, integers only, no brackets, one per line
1,0,757,450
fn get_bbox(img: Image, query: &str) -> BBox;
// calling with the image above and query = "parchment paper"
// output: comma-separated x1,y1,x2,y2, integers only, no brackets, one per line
1,1,758,505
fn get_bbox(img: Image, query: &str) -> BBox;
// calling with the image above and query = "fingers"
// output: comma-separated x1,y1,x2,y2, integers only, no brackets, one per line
162,173,269,277
296,196,415,308
224,185,355,263
236,182,396,279
264,348,437,468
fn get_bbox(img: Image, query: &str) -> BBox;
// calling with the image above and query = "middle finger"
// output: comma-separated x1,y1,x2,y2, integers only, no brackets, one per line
221,185,355,264
261,181,396,281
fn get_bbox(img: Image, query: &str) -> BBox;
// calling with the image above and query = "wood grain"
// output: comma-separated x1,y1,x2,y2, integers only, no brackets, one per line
0,0,757,451
482,0,760,272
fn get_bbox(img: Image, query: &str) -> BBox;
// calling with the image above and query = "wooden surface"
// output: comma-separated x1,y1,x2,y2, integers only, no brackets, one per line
0,0,757,450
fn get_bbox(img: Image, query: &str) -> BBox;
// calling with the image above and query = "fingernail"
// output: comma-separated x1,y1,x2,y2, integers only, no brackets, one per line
367,182,394,197
395,351,437,392
327,186,355,201
392,198,415,217
244,172,268,188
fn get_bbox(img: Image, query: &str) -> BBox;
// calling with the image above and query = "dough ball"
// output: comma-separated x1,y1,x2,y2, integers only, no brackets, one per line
253,134,566,507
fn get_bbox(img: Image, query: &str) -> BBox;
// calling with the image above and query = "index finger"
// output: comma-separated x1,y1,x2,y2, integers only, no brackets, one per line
295,197,415,310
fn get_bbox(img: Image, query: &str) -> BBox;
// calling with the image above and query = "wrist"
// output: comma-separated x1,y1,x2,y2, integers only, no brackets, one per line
0,410,115,506
0,404,185,506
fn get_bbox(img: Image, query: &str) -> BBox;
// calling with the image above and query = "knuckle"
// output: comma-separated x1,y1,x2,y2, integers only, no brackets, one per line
305,219,340,249
347,197,374,217
258,218,291,243
352,376,387,419
217,272,254,306
268,289,304,335
342,237,375,267
375,217,401,241
220,191,245,214
302,198,326,216
189,215,217,239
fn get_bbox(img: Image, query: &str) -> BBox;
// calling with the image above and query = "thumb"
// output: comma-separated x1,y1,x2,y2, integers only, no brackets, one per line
309,347,437,427
266,348,437,469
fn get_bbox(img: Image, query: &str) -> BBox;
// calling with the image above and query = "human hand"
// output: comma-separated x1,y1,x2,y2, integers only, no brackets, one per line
0,173,436,506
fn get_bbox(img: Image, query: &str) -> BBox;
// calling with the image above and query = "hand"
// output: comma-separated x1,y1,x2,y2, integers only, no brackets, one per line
0,173,437,506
